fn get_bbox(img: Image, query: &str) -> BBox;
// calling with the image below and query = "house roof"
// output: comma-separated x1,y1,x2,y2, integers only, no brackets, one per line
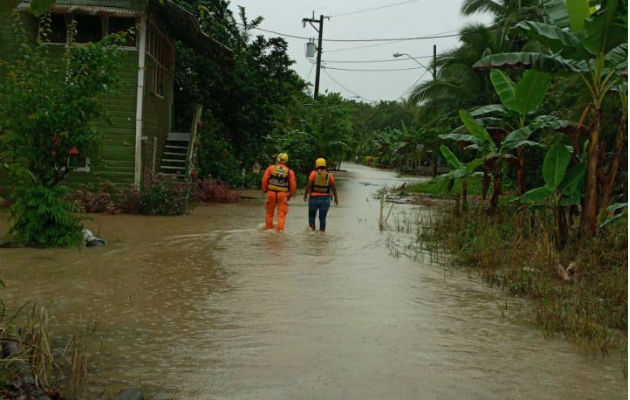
149,0,233,66
17,1,145,17
17,0,234,66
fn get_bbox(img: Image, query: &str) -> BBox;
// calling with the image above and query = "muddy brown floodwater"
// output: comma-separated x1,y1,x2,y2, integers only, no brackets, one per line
0,164,626,399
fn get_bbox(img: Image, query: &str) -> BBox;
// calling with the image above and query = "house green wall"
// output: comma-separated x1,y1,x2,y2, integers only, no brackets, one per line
69,49,140,186
142,51,175,180
0,11,180,188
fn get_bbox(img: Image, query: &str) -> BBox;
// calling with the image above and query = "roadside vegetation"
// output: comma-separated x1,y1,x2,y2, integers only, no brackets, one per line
395,0,627,356
419,205,627,355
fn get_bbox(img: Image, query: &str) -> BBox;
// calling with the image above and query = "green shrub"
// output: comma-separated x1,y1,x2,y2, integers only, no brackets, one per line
135,177,193,216
0,13,126,246
8,185,82,247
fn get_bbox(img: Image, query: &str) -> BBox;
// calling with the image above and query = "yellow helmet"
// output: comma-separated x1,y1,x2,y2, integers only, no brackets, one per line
277,152,289,163
315,158,326,168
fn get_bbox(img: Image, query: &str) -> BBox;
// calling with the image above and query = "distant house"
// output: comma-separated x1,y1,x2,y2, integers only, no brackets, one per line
0,0,233,187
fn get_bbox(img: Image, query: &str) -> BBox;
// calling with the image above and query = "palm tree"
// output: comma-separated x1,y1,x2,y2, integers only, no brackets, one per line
410,24,500,114
461,0,546,50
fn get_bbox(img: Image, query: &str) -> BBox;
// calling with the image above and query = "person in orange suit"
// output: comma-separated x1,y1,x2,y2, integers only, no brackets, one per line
261,152,296,232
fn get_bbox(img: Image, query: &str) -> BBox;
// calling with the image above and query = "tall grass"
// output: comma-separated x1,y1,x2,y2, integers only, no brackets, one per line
0,304,91,399
22,305,54,388
416,205,627,356
66,333,88,398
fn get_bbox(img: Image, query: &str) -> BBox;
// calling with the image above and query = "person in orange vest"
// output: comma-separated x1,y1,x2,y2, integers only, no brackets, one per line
303,157,339,232
261,152,296,232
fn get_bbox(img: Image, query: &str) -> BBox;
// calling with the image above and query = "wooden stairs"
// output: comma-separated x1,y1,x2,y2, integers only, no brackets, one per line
159,132,190,176
158,105,202,179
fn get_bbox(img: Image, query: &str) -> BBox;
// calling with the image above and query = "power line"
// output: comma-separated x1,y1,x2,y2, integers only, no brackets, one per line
322,65,426,72
398,68,431,99
322,55,434,63
252,27,460,42
323,40,405,53
306,60,316,80
329,0,419,18
321,69,374,102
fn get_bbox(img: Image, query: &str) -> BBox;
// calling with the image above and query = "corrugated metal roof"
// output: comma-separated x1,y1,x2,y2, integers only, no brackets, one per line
17,1,143,17
16,0,233,65
150,0,233,66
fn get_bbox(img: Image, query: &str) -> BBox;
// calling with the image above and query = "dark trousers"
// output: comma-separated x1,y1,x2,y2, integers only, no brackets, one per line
308,196,331,231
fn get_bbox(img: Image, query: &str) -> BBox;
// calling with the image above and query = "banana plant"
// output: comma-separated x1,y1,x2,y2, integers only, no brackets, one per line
441,107,546,211
518,143,586,247
473,0,628,234
438,144,483,209
467,69,574,195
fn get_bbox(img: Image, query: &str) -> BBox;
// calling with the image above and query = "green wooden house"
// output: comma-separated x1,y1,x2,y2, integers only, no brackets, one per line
0,0,233,187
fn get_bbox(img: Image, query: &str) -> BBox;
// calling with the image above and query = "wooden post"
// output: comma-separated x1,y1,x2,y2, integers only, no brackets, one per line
379,193,385,231
152,136,157,178
185,104,203,179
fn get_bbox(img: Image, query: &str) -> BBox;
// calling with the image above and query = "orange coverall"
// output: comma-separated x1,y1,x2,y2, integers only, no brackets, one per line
261,163,296,232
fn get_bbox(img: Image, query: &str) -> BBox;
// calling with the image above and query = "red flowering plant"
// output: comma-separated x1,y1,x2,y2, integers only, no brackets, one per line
195,177,240,203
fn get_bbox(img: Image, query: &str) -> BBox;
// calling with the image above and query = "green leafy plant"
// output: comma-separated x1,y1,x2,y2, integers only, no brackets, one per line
9,185,83,247
473,0,628,234
0,12,125,246
518,143,586,246
469,69,574,194
438,145,483,208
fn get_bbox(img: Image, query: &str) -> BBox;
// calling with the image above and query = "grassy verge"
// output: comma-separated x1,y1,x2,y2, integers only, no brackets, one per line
404,175,516,198
419,205,627,356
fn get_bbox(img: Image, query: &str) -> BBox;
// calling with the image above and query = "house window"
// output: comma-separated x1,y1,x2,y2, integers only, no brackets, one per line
69,155,90,172
48,13,68,43
108,17,137,47
75,15,103,43
147,20,174,98
39,14,137,47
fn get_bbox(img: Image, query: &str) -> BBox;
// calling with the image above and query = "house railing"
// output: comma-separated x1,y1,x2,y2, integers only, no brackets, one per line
185,104,203,179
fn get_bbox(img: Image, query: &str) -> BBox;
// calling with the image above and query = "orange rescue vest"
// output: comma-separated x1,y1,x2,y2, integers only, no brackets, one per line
268,165,290,192
313,170,330,193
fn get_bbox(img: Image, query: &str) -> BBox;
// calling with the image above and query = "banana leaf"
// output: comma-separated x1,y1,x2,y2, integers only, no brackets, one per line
542,0,570,28
529,115,573,130
583,0,626,55
439,133,484,144
440,145,463,169
543,143,571,189
459,109,496,151
515,21,583,55
559,161,586,196
512,70,552,115
473,52,583,73
566,0,590,32
502,139,544,150
503,126,534,144
470,104,509,117
605,43,628,70
490,70,518,112
520,186,554,204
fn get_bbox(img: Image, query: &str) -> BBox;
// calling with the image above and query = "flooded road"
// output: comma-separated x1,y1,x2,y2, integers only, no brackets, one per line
0,164,626,399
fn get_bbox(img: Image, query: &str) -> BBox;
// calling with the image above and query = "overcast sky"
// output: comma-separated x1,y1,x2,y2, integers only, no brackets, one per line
227,0,492,103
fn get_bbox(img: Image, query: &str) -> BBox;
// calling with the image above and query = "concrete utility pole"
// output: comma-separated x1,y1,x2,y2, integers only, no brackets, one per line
302,12,325,98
